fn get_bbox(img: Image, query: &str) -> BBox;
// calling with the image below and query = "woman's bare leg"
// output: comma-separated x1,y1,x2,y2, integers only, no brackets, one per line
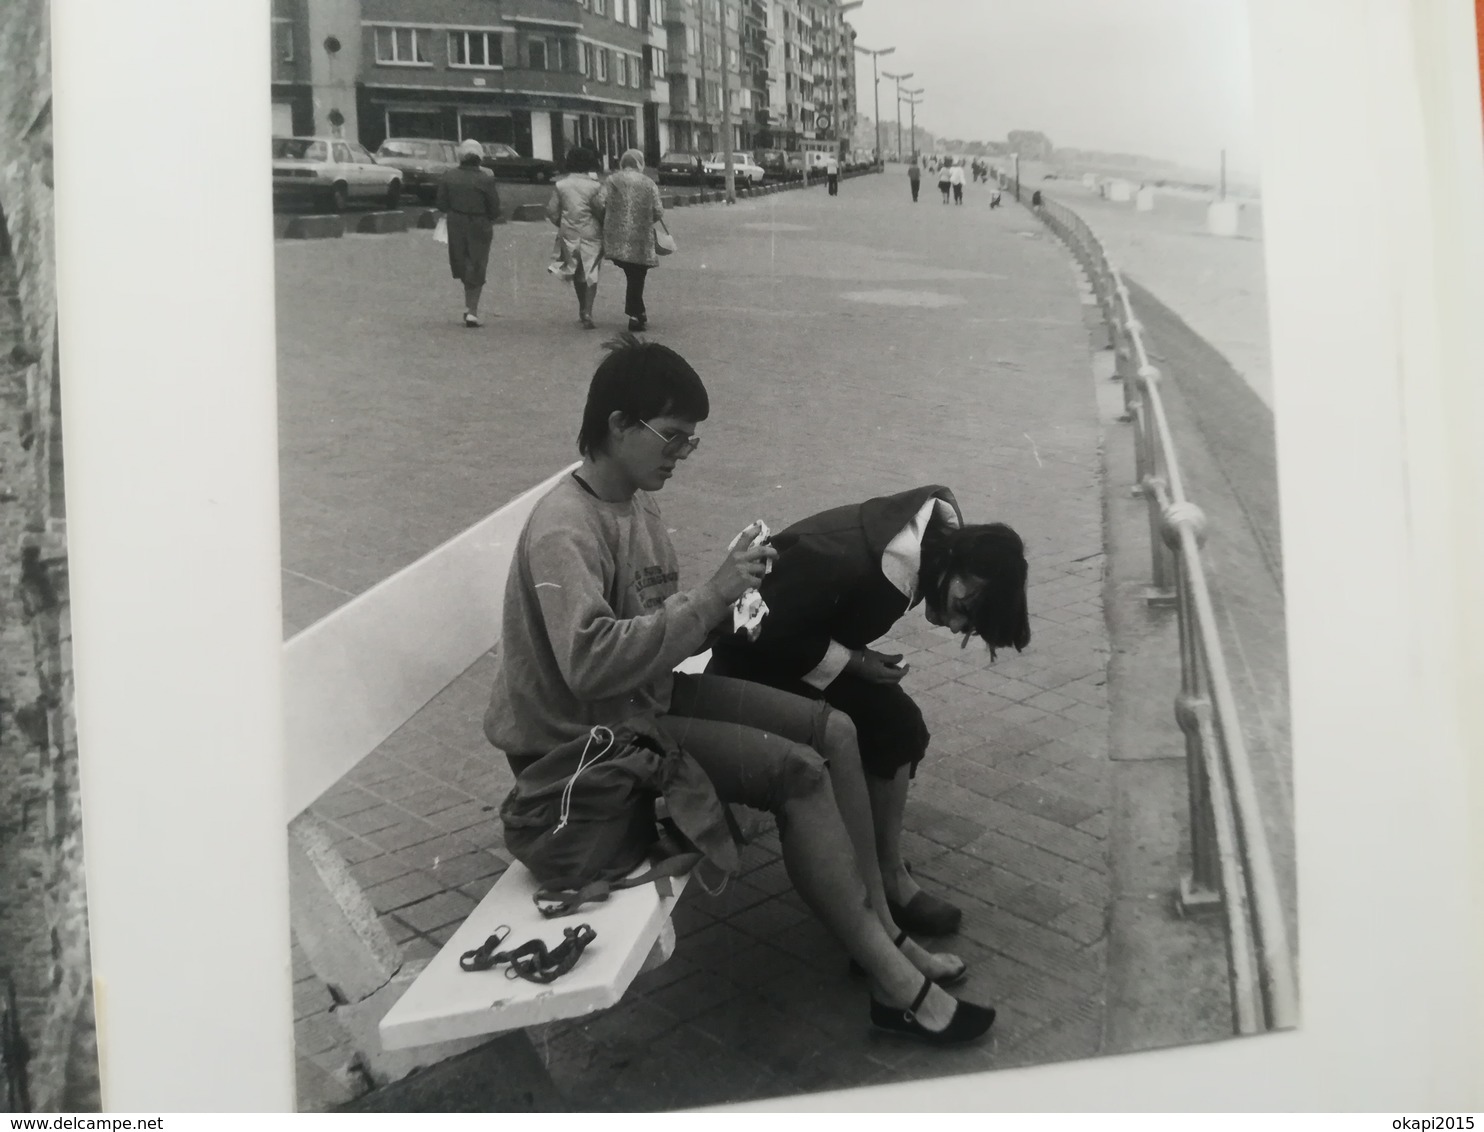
822,714,960,982
865,765,920,904
778,773,960,1030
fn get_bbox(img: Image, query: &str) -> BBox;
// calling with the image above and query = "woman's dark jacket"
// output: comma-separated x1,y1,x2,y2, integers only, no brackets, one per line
709,485,960,684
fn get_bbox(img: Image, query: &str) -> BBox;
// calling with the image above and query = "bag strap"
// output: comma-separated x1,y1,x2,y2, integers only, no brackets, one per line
533,851,701,918
656,217,670,235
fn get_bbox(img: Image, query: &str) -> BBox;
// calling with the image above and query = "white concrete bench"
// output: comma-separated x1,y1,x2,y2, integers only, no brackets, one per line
284,462,709,1096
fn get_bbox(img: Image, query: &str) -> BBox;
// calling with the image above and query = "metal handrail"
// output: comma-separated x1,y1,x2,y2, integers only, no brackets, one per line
1006,174,1299,1033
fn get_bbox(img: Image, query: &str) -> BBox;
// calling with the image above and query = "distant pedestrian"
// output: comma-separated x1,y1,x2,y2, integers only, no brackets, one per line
595,148,664,332
949,160,964,205
908,160,921,203
937,161,952,204
435,138,503,328
990,188,1003,209
826,152,840,196
1031,189,1043,207
546,145,606,330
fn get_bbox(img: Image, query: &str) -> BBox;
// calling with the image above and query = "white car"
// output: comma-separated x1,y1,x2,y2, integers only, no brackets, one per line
702,152,765,186
273,136,403,211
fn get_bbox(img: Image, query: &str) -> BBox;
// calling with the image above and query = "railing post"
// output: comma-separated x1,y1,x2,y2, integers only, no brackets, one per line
1137,366,1177,606
1165,503,1222,913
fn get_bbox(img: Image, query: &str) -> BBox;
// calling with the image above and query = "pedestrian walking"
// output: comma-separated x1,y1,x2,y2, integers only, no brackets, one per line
546,145,606,330
937,160,952,204
950,160,965,205
826,151,840,196
435,138,503,328
483,335,996,1047
595,148,664,332
706,485,1031,940
908,159,921,203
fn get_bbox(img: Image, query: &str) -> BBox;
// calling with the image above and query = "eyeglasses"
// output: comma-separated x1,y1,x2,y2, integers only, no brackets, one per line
640,419,701,456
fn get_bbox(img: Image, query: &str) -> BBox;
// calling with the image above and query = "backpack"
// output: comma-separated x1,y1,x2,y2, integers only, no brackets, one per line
500,717,740,916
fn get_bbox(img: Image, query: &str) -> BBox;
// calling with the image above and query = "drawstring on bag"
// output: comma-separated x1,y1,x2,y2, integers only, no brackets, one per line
554,726,615,834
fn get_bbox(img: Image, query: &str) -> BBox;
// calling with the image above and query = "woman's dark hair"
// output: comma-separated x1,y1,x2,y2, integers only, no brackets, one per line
577,332,710,457
564,145,602,174
920,521,1031,658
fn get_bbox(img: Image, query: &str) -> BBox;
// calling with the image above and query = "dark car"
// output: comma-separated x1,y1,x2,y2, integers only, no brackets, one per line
657,151,705,185
374,138,459,202
755,148,791,181
480,142,558,183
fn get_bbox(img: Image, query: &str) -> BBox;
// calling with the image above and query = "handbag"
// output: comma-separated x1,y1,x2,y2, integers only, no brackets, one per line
432,215,448,245
654,218,676,256
500,717,740,916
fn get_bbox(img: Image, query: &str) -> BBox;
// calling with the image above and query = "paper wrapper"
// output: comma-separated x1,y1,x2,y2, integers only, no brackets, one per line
727,520,772,641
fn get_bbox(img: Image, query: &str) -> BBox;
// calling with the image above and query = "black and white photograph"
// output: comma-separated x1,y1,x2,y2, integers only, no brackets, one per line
0,0,98,1115
268,0,1299,1112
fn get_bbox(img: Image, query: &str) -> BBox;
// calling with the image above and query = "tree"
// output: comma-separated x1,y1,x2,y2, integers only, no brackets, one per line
1007,129,1054,161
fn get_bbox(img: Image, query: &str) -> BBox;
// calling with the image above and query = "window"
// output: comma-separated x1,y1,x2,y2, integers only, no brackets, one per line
616,52,628,86
649,0,663,24
580,42,593,77
708,40,721,66
707,0,720,21
349,142,377,163
632,52,643,87
596,47,608,81
374,26,431,65
645,45,667,77
554,38,567,70
449,30,503,68
272,19,294,63
332,142,352,164
725,3,738,28
728,46,738,70
628,0,640,28
687,26,699,54
593,0,605,14
529,38,547,69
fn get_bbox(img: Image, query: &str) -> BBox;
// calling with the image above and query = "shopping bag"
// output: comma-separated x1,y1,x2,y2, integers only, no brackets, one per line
655,218,676,256
432,215,448,245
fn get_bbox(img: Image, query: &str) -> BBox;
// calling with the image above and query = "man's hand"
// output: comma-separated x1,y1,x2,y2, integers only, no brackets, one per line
848,647,910,685
708,522,777,604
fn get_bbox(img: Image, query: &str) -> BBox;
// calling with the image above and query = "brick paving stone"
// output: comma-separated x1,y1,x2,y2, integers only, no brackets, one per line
333,836,383,865
396,785,469,818
311,784,385,822
642,967,746,1024
364,819,444,854
723,893,811,942
347,852,416,890
963,829,1078,889
395,890,478,935
418,850,504,889
997,881,1077,925
364,870,443,914
426,799,498,834
1048,902,1109,946
458,874,501,902
1077,812,1112,840
293,976,334,1021
903,799,987,848
997,783,1104,830
294,1012,344,1058
333,803,407,838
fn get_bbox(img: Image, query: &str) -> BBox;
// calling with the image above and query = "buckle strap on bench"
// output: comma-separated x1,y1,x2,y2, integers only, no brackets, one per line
459,923,598,982
533,852,702,918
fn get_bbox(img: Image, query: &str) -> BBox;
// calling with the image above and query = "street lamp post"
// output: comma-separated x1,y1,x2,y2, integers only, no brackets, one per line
854,43,894,164
882,69,913,161
903,89,922,163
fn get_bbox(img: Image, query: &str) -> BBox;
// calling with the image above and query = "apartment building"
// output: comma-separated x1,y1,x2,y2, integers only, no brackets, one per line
270,0,657,167
269,0,851,163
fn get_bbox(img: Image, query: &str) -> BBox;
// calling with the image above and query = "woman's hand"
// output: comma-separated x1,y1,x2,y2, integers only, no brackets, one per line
709,522,777,604
847,647,910,685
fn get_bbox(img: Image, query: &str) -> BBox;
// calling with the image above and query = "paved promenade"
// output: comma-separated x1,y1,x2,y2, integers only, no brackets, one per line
277,168,1121,1108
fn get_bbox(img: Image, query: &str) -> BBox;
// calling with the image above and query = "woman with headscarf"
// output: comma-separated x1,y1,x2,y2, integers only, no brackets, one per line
594,149,665,332
546,145,606,329
435,138,503,328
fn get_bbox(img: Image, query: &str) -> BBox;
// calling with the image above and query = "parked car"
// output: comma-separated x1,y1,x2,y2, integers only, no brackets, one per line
784,152,808,178
657,151,707,185
374,138,460,202
755,148,791,181
272,136,403,212
702,152,765,186
479,142,558,183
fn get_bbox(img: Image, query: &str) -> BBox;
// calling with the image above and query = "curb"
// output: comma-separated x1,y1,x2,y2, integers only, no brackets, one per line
356,211,409,235
283,215,344,240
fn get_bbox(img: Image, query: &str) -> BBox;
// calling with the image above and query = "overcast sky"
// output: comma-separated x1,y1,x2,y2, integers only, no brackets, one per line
847,0,1260,177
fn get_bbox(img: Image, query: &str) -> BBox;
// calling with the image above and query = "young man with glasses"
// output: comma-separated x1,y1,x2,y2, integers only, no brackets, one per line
482,334,996,1045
